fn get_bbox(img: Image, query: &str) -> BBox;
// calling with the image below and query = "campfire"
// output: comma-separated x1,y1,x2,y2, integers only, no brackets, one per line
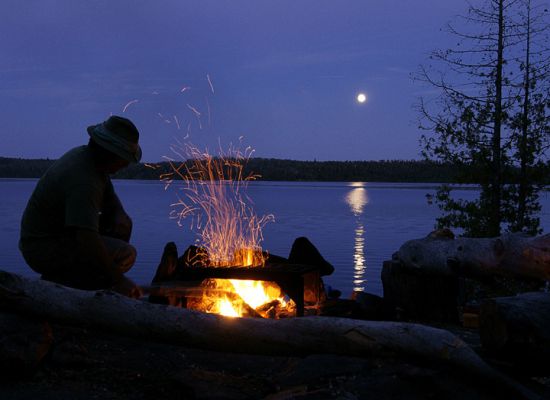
150,142,333,318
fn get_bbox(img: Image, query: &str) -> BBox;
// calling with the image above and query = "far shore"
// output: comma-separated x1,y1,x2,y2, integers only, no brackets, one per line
1,156,536,184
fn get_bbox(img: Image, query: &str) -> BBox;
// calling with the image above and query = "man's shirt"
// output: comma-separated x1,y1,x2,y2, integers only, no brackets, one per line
20,145,115,243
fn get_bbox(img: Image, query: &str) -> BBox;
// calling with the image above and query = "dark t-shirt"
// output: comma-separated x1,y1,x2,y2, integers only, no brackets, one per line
20,145,113,243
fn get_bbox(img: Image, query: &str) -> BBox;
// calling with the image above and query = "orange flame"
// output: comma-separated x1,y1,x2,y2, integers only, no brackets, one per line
187,278,296,318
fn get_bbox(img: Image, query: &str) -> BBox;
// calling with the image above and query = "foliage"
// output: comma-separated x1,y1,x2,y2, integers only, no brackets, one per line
416,0,550,236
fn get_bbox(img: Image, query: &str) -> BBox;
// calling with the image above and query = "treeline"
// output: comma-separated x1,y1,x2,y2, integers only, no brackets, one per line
244,159,458,182
3,156,548,183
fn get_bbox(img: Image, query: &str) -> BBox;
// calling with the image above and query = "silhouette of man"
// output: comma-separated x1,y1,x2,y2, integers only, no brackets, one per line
19,115,142,297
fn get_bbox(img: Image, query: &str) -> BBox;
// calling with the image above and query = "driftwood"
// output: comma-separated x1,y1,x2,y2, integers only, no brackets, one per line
480,291,550,368
0,271,539,399
395,230,550,281
0,313,53,376
382,260,460,322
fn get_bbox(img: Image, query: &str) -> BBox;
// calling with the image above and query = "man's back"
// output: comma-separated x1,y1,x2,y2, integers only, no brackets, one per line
19,116,142,296
20,145,109,243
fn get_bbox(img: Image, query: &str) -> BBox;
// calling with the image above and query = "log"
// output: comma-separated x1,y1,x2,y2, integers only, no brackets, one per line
381,260,460,322
0,313,53,376
480,291,550,369
0,271,538,399
395,230,550,281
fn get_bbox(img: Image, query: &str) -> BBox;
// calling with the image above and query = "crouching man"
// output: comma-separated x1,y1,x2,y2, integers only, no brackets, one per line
19,115,143,298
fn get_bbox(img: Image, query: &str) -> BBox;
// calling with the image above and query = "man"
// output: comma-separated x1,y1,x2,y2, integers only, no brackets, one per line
19,115,142,298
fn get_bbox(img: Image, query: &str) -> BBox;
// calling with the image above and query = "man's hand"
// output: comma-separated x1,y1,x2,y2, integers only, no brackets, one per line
112,276,143,299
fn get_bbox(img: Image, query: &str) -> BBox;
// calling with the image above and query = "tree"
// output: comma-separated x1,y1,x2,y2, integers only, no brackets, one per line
416,0,549,237
506,0,550,234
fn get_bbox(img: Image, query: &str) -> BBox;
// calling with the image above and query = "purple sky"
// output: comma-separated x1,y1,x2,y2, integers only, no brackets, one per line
0,0,466,161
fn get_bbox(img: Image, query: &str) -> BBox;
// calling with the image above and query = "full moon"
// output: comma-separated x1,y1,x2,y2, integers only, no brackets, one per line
356,93,367,103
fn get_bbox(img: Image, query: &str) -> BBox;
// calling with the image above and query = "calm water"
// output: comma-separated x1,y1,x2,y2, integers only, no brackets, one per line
3,179,550,297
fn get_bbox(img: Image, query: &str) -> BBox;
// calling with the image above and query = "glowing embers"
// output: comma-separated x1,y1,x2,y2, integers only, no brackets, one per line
187,278,296,318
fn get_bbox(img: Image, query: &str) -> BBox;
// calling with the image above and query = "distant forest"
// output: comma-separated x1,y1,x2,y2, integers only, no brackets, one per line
1,156,545,184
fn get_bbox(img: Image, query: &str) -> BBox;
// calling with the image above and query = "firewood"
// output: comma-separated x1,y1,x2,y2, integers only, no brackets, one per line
395,231,550,282
151,242,179,283
149,242,181,305
288,237,334,276
0,271,539,399
480,291,550,368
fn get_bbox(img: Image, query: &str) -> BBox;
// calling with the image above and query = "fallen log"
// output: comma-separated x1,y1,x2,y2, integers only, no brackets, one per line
381,260,460,322
0,313,53,376
0,271,539,399
480,291,550,369
395,230,550,281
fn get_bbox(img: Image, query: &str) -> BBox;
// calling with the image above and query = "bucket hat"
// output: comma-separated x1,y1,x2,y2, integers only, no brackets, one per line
87,116,142,163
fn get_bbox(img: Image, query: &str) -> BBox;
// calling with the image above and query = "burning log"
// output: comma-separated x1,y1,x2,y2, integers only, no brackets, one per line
480,291,550,369
0,271,539,399
150,238,330,317
394,230,550,282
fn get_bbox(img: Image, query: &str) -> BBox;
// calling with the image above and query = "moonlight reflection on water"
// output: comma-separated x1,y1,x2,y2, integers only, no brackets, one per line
346,183,369,292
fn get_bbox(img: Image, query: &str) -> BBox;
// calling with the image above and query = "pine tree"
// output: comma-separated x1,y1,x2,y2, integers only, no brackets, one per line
506,0,550,234
416,0,549,237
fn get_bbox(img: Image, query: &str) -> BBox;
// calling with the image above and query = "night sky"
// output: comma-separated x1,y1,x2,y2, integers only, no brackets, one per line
0,0,466,162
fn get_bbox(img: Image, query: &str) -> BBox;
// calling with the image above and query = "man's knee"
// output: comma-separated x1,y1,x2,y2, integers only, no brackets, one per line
102,236,136,273
117,244,136,273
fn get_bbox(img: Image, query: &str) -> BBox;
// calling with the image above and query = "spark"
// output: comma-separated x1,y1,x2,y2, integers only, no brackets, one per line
122,99,139,113
205,96,212,127
173,115,181,130
181,86,191,93
151,91,160,95
184,122,191,139
144,163,159,170
187,104,202,130
186,104,201,116
167,142,274,267
206,74,215,94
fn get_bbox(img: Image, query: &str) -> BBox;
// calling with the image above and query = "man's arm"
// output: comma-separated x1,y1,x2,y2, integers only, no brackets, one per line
74,228,141,297
101,182,132,242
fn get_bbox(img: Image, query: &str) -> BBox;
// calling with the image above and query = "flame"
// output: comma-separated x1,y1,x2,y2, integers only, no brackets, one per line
188,278,295,318
218,297,241,317
165,142,274,267
162,141,294,317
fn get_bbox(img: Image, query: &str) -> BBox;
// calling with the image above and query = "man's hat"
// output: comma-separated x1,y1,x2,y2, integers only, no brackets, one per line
87,116,142,163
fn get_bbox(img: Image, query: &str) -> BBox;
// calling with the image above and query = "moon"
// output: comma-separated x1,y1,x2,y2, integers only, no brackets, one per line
356,93,367,103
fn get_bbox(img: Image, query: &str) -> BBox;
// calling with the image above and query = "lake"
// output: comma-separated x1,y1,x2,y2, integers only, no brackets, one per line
2,179,550,297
